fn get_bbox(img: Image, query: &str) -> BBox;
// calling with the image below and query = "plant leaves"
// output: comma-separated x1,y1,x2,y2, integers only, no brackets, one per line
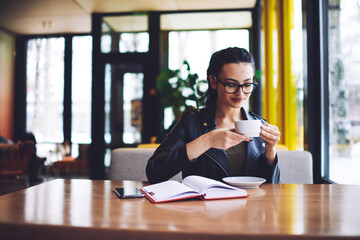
156,61,207,118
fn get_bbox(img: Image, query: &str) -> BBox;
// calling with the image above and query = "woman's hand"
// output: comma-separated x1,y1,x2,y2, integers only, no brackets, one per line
260,124,281,148
186,128,252,161
206,128,252,150
260,123,281,165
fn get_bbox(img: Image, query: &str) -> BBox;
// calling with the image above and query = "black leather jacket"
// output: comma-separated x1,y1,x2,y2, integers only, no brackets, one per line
146,107,280,184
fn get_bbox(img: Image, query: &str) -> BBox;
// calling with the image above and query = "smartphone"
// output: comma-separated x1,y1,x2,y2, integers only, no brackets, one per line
113,187,144,199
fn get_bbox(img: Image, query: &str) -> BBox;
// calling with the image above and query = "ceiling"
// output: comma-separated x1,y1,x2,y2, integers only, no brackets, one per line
0,0,256,35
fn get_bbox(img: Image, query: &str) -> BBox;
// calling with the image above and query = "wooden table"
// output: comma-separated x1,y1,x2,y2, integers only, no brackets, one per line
0,179,359,240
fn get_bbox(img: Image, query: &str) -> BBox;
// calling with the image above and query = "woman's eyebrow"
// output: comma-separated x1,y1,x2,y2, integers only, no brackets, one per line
243,78,253,82
224,77,253,83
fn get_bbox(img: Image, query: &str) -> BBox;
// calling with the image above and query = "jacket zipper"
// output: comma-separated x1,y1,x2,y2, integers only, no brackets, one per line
204,152,229,177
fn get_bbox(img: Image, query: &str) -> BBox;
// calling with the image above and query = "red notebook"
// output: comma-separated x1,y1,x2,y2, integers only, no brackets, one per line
141,175,248,203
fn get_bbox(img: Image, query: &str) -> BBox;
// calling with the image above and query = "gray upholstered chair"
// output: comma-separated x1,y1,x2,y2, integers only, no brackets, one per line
109,148,313,184
109,148,182,181
277,150,313,184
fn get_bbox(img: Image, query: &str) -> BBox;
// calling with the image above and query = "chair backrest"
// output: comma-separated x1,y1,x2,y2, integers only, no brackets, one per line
109,148,313,184
277,150,313,184
109,148,182,181
0,141,35,176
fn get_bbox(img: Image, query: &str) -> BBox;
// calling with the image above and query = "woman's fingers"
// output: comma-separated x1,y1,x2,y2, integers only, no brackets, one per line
260,124,281,146
209,128,252,150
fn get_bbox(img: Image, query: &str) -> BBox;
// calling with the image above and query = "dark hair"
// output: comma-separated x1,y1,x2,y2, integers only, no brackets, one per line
197,47,255,108
20,132,37,143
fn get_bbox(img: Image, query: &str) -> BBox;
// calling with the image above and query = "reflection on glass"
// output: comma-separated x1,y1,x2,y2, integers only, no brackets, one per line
26,37,65,143
72,36,92,144
123,73,143,144
328,0,360,184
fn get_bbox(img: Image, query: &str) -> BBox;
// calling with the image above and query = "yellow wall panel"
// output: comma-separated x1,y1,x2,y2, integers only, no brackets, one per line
262,0,297,150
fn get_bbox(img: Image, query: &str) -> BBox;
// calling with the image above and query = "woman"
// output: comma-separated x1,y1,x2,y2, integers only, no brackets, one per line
146,47,281,184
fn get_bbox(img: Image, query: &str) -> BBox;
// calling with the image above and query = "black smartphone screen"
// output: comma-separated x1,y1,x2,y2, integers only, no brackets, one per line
114,188,144,199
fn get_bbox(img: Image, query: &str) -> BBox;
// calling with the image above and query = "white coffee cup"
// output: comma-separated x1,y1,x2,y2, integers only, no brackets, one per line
235,120,262,137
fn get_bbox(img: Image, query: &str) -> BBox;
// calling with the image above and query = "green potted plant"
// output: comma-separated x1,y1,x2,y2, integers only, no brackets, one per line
156,60,207,119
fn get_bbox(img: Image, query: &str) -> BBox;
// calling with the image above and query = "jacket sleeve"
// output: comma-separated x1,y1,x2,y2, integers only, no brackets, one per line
252,152,279,183
146,112,193,184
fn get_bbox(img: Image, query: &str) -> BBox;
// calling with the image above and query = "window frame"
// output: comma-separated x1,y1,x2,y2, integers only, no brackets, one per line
304,0,332,184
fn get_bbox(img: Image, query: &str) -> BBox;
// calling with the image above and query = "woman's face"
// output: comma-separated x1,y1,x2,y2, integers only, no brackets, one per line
210,62,255,110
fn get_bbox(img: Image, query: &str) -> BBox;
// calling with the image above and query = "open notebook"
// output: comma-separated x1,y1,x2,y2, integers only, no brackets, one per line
140,175,248,203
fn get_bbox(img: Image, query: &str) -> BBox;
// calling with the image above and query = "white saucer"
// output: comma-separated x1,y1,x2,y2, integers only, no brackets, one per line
223,176,266,189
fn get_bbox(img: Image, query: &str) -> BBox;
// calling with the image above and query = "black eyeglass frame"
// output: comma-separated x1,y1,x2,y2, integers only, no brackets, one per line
212,75,258,94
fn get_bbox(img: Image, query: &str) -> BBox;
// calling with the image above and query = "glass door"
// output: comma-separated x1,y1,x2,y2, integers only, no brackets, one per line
91,12,161,176
104,63,144,147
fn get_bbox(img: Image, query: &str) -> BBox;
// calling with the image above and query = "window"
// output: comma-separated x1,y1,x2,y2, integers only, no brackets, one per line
72,36,92,144
119,32,149,53
101,15,149,53
104,64,144,146
293,0,305,149
123,73,143,144
26,37,65,144
26,36,93,162
104,64,112,145
328,0,360,184
169,30,250,80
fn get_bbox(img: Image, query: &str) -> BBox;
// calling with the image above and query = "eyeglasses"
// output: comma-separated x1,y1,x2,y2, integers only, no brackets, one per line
213,76,258,94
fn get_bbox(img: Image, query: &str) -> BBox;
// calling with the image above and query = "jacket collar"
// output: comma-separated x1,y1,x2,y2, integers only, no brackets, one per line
242,107,257,120
199,106,216,130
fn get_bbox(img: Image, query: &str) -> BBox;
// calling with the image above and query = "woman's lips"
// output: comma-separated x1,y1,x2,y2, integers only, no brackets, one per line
231,98,245,103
